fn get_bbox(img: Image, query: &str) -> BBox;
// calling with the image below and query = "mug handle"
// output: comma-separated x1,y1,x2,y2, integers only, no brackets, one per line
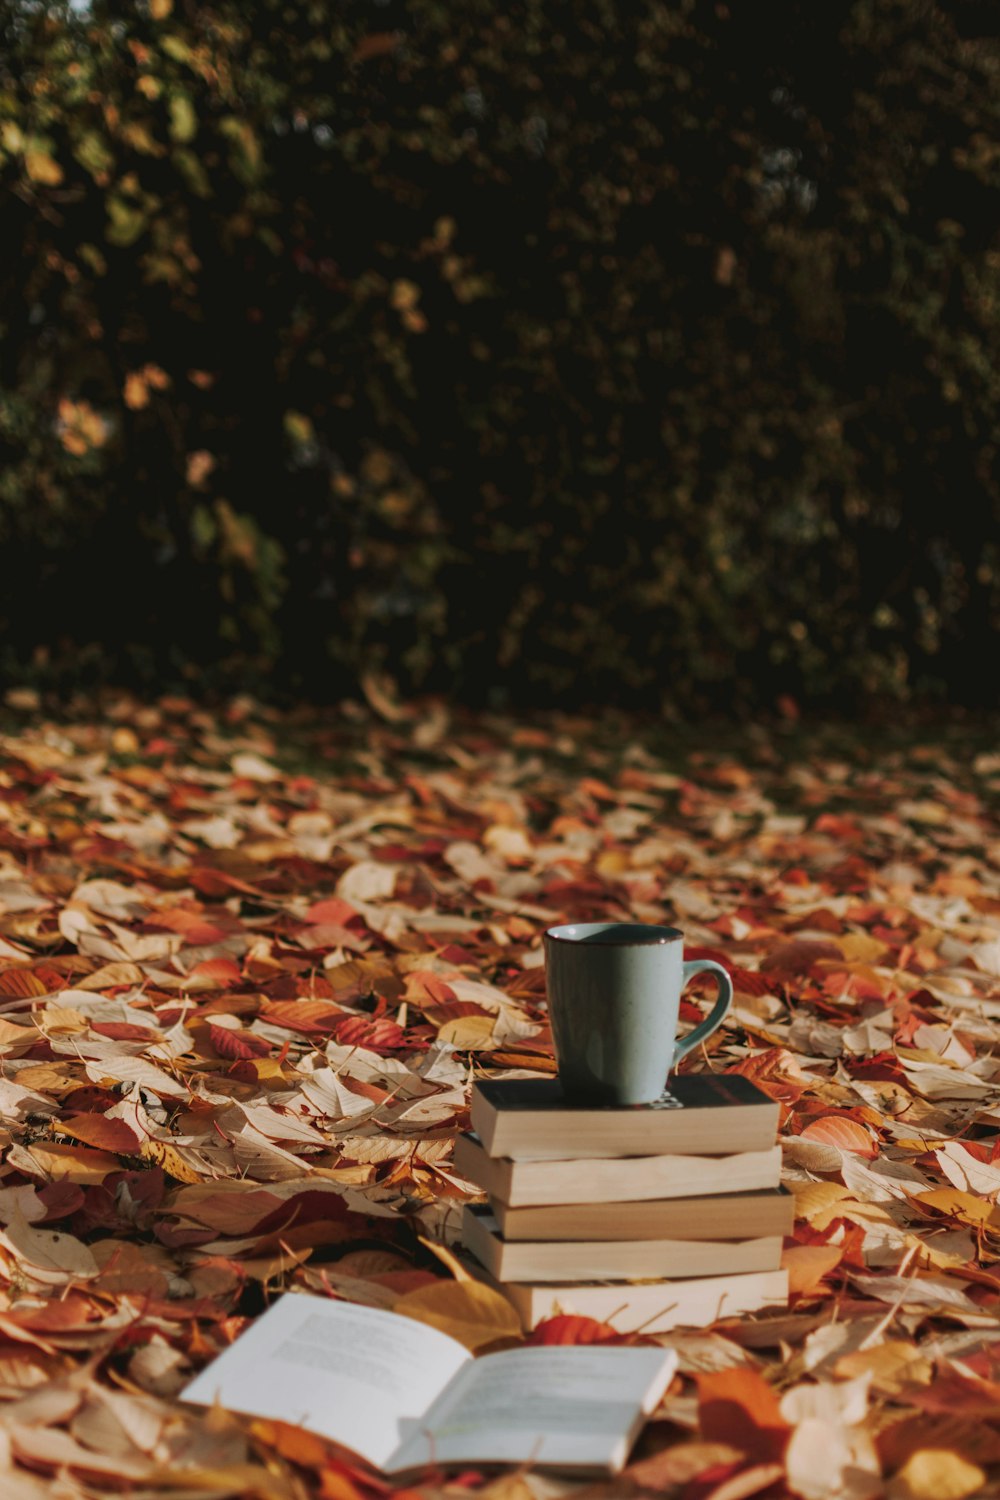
673,960,733,1067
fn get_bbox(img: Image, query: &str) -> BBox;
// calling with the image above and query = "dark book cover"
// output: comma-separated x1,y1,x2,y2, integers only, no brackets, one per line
473,1072,772,1114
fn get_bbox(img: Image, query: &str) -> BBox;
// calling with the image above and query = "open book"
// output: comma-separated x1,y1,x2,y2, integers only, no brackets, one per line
182,1293,677,1475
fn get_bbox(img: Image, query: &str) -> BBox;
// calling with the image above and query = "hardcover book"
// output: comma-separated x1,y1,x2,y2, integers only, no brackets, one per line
491,1186,794,1242
470,1074,779,1160
488,1267,791,1333
461,1205,783,1283
453,1133,782,1207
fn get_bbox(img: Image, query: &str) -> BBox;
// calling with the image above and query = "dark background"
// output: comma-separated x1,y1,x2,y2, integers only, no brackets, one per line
2,0,998,713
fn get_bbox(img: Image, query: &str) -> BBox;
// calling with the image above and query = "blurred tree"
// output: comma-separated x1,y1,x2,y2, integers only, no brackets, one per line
0,0,997,708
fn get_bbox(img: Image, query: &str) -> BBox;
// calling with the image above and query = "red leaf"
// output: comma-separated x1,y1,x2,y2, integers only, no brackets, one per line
36,1181,85,1220
59,1113,142,1154
189,867,264,898
329,1014,407,1053
528,1315,630,1346
208,1023,272,1060
91,1021,159,1041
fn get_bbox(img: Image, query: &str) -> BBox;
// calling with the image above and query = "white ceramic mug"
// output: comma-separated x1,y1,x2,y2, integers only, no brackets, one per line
543,921,733,1105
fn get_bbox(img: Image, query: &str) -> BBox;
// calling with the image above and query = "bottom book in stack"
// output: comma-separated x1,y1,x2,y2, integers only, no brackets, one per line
478,1267,790,1335
457,1076,791,1333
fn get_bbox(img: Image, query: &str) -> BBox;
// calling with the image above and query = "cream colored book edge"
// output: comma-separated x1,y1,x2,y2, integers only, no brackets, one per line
496,1268,790,1333
461,1206,783,1282
453,1135,783,1207
494,1185,794,1242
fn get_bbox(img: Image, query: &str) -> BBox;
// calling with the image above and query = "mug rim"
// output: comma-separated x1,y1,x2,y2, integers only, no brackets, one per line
545,921,683,946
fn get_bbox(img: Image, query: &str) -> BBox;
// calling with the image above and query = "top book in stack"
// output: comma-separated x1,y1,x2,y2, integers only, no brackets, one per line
469,1074,779,1160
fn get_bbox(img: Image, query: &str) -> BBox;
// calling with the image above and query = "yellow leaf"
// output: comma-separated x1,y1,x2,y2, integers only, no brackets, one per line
124,371,149,409
28,1143,121,1184
25,148,62,185
834,1340,933,1396
34,1006,87,1035
790,1180,851,1224
75,961,144,990
16,1062,80,1096
887,1449,986,1500
149,0,172,15
169,93,197,143
139,1138,202,1184
437,1013,496,1048
838,932,890,963
390,278,420,311
913,1187,997,1228
394,1278,522,1351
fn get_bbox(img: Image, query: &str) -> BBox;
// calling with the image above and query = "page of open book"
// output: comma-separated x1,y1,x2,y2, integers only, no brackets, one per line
181,1294,470,1471
390,1345,677,1473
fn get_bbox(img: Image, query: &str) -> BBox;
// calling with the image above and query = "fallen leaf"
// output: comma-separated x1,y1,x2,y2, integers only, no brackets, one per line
886,1449,986,1500
394,1277,522,1350
696,1368,789,1461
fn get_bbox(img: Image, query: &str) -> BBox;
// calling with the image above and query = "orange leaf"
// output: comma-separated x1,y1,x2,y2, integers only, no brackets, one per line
59,1113,142,1154
305,898,359,926
260,999,345,1035
183,957,242,989
249,1418,330,1471
764,938,844,974
149,907,226,944
799,1116,878,1157
697,1369,790,1462
352,31,398,63
403,971,458,1006
0,969,48,997
781,1243,844,1294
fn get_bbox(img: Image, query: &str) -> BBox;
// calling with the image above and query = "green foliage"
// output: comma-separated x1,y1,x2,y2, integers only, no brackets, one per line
1,0,998,709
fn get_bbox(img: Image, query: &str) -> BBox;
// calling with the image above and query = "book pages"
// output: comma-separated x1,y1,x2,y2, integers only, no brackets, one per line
182,1294,469,1470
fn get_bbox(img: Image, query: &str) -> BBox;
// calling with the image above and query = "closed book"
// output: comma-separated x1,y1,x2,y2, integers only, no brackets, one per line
470,1074,779,1161
492,1186,793,1242
461,1205,783,1283
453,1134,782,1207
485,1267,790,1333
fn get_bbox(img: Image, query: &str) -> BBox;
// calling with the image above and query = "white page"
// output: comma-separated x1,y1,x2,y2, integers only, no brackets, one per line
390,1345,677,1473
181,1293,470,1471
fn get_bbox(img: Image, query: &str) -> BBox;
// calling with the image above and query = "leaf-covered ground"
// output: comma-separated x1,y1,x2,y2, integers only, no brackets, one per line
0,696,998,1500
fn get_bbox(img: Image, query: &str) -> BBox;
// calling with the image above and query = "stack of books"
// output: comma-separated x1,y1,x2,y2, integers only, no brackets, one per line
457,1073,791,1333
